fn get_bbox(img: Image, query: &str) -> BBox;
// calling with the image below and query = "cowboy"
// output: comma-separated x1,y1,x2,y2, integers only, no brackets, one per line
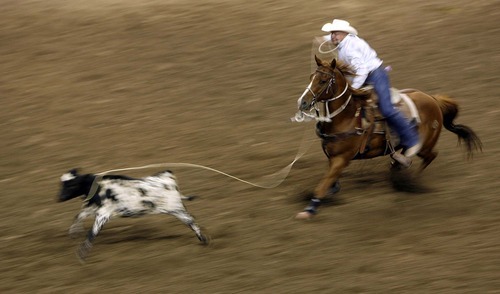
321,19,421,158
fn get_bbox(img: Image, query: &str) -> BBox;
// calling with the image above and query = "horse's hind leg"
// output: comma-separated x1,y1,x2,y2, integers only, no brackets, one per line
418,150,438,172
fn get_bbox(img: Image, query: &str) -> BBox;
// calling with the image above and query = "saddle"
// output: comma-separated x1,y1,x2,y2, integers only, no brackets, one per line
353,87,421,155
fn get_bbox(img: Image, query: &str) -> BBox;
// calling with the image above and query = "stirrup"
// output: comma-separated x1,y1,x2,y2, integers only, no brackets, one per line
391,152,412,168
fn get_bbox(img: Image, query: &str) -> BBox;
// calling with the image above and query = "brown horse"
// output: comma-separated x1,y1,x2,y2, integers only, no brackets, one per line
294,56,482,220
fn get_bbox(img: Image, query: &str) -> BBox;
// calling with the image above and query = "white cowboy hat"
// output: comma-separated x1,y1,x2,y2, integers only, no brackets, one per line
321,19,358,36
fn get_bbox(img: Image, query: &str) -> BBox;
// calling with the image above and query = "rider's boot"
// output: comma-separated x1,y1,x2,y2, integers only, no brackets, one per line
386,113,421,166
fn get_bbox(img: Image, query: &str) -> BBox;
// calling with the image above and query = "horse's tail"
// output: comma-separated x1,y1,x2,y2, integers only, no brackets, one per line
433,94,483,158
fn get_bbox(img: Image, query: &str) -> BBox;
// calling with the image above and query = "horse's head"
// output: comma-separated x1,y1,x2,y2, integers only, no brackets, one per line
293,56,350,122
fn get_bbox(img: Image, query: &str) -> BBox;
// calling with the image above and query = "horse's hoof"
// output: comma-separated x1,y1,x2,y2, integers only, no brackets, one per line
295,211,314,220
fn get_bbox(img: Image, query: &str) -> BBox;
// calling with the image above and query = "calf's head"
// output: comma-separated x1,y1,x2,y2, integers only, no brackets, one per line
59,169,89,202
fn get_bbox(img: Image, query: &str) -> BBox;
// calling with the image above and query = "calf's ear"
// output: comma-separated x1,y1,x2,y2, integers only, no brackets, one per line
69,168,79,175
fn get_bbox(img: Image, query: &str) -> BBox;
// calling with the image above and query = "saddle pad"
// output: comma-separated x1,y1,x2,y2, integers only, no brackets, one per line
392,88,421,123
363,86,421,123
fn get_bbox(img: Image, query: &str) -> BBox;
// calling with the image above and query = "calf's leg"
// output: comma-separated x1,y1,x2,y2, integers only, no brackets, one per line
78,213,110,261
167,209,209,245
69,207,94,238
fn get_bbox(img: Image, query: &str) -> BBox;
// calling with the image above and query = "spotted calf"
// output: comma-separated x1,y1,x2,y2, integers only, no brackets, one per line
58,168,208,261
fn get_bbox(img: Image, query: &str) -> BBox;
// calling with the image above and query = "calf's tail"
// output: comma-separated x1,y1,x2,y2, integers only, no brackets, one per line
182,195,198,201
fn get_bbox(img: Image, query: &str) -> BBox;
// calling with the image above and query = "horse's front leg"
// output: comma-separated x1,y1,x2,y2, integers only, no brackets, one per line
296,154,350,220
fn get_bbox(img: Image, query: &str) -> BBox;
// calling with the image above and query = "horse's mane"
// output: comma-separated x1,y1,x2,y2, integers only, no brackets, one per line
335,61,356,77
316,57,372,98
333,60,372,97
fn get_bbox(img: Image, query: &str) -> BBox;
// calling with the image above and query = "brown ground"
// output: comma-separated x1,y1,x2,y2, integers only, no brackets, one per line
1,0,499,293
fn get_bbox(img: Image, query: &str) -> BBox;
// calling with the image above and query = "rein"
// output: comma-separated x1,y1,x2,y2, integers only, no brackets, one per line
298,69,351,122
313,69,349,103
295,67,372,154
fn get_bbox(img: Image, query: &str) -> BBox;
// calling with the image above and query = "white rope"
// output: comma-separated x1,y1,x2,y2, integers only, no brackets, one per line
318,39,339,54
94,127,315,190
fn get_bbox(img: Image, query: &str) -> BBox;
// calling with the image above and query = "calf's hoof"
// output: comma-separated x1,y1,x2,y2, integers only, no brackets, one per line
198,234,210,245
77,240,92,262
295,211,314,220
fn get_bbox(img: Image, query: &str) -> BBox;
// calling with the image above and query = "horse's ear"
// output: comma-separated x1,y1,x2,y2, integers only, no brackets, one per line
314,55,323,67
330,58,337,69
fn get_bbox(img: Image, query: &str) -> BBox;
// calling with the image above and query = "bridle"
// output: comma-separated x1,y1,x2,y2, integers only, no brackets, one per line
295,68,351,122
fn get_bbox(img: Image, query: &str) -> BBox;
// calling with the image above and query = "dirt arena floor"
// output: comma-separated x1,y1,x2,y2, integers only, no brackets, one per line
1,0,499,293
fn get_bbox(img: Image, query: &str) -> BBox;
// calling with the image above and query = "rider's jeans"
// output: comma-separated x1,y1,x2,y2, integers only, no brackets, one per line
365,66,419,148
